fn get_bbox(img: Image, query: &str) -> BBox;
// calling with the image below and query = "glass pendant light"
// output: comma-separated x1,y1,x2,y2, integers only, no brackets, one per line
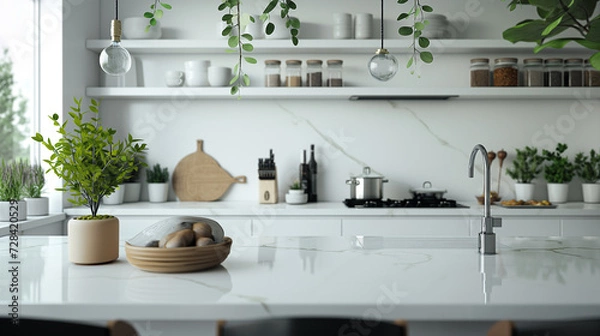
368,0,398,81
99,0,132,76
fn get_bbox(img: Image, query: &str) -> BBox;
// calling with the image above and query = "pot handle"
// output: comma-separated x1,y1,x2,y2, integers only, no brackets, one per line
422,181,432,189
383,179,389,183
346,179,360,185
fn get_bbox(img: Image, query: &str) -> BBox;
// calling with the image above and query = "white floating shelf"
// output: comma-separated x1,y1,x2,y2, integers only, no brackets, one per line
86,87,600,100
86,39,591,55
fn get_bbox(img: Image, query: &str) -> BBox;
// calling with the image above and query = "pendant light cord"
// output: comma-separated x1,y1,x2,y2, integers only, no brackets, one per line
115,0,119,20
380,0,384,49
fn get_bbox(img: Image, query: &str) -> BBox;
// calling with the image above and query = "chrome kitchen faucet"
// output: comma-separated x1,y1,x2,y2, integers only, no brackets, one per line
468,144,502,254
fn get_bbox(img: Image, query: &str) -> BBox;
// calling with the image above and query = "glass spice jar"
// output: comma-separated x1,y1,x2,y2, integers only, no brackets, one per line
285,60,303,87
326,59,344,87
584,59,600,87
470,58,490,87
264,60,281,87
306,59,323,87
522,58,544,87
564,58,583,87
493,58,518,87
544,58,563,87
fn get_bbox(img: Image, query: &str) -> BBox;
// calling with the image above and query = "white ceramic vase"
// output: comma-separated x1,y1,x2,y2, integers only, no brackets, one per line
24,197,49,216
514,183,535,201
103,184,125,205
148,183,169,203
123,182,142,203
582,183,600,204
547,183,569,204
0,200,27,222
68,216,119,264
285,189,308,204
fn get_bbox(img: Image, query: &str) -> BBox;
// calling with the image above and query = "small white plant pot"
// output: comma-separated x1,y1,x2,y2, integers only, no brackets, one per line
123,182,141,203
547,183,569,204
103,184,125,205
285,190,308,204
514,183,535,201
582,183,600,204
148,183,169,203
24,197,49,216
0,200,27,222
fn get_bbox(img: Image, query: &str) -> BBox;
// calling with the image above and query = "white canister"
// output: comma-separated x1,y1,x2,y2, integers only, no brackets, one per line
332,13,352,39
184,60,210,87
244,14,264,39
354,13,373,39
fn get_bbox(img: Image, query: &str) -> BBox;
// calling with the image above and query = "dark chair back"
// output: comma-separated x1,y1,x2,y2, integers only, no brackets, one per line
0,318,137,336
488,319,600,336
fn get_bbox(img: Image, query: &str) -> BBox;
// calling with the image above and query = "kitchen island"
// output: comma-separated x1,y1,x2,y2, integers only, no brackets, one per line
1,235,599,336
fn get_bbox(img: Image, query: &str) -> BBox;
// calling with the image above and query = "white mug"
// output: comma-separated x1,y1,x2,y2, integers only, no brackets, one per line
355,13,373,39
165,71,184,87
244,14,264,39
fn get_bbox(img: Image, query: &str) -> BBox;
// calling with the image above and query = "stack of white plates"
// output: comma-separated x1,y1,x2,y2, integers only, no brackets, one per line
424,14,450,39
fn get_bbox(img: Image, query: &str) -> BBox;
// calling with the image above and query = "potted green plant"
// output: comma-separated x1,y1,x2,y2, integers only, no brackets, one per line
146,163,169,203
23,162,48,216
574,149,600,203
542,143,575,204
0,160,27,222
505,146,544,201
32,97,147,264
285,179,307,204
123,156,146,203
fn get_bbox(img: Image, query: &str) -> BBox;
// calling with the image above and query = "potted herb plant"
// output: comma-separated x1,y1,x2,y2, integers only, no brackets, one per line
32,97,147,264
146,163,169,203
0,160,27,222
542,143,575,204
285,180,307,204
123,156,146,203
574,149,600,203
23,162,49,216
505,146,544,201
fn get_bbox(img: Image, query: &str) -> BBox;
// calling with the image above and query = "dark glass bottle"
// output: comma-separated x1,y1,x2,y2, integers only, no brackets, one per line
308,144,318,202
299,150,310,194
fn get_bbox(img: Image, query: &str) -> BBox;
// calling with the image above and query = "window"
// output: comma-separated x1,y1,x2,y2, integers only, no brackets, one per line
0,0,37,163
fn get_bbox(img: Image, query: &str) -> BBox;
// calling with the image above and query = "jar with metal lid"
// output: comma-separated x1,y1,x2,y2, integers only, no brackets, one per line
326,59,343,87
264,60,281,87
493,58,518,87
564,58,583,87
306,59,323,87
285,60,302,87
544,58,563,87
522,58,544,87
470,58,490,87
584,59,600,87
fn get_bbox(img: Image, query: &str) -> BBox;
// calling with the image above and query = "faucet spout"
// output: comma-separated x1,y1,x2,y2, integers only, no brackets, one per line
468,144,502,254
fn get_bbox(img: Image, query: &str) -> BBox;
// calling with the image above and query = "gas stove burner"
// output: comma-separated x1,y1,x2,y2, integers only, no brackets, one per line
343,198,468,208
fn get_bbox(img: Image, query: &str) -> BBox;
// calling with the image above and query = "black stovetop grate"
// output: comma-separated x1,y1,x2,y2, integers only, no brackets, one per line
343,197,468,208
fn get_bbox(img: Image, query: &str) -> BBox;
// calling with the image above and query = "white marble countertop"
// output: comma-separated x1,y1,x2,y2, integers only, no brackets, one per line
1,235,600,323
63,201,600,217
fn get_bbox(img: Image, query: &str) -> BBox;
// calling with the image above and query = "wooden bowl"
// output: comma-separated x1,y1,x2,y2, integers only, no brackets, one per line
125,237,232,273
476,192,501,205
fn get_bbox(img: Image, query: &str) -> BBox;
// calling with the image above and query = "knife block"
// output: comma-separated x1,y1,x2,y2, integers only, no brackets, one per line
259,179,278,204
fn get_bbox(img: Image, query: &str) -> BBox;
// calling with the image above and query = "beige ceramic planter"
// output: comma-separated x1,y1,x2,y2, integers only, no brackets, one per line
68,217,119,264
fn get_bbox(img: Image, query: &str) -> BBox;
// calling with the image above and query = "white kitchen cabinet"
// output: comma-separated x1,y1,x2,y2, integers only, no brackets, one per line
342,217,471,236
85,39,599,100
469,217,561,237
252,217,342,236
561,218,600,236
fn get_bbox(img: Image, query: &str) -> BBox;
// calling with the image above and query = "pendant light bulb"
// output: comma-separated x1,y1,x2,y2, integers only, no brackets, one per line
368,48,398,81
99,18,131,76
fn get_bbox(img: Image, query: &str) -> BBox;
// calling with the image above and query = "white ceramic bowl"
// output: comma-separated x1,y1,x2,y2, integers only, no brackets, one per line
122,17,162,39
208,66,232,87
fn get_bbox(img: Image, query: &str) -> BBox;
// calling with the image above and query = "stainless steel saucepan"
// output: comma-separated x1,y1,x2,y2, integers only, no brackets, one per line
346,167,388,199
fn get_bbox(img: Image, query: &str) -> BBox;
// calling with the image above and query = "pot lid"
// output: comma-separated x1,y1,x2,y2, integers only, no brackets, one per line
410,181,447,194
354,166,384,179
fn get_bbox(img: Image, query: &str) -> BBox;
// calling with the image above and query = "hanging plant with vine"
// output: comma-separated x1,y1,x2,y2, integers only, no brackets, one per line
396,0,434,73
143,0,172,32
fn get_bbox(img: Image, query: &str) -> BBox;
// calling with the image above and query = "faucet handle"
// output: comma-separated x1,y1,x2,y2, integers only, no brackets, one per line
482,216,502,232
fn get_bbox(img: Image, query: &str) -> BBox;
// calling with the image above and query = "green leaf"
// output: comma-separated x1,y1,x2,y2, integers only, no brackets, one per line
266,22,275,35
292,36,299,46
143,12,154,18
590,51,600,70
575,39,600,50
406,56,414,68
150,18,157,26
420,51,434,63
422,5,433,12
264,1,278,14
243,74,251,86
155,10,164,19
222,26,232,36
398,26,413,36
541,15,563,36
397,13,409,21
242,33,254,41
32,133,43,142
230,86,239,95
222,14,234,22
533,38,573,52
218,3,228,11
502,20,548,43
418,36,430,48
160,2,172,10
414,22,425,31
244,57,258,64
242,43,254,52
397,0,409,4
228,35,239,48
290,17,301,29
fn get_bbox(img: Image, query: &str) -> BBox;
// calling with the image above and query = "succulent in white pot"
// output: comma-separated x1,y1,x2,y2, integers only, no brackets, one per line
505,146,544,201
23,163,48,216
574,149,600,204
146,163,169,203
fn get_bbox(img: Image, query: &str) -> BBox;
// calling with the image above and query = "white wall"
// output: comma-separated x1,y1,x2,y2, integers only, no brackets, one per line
69,0,600,203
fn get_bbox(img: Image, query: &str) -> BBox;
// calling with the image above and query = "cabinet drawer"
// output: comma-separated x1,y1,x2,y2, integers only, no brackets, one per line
252,218,341,236
470,217,560,237
343,218,470,237
561,218,600,236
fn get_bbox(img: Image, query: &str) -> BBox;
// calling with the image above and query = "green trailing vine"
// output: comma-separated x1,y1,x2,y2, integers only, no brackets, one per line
144,0,172,32
396,0,434,74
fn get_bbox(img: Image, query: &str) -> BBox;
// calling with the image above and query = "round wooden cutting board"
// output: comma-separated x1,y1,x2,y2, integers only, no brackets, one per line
172,140,246,201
